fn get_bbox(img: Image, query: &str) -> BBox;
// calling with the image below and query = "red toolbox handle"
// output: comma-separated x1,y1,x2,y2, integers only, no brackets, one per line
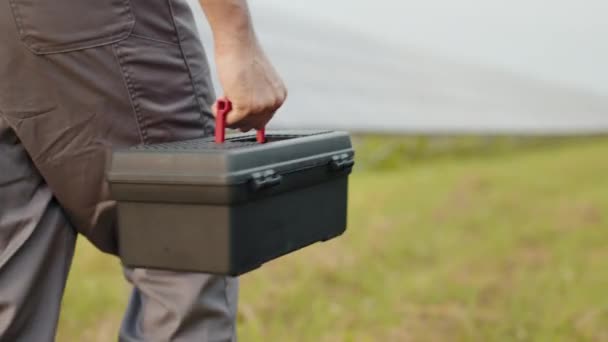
215,98,266,144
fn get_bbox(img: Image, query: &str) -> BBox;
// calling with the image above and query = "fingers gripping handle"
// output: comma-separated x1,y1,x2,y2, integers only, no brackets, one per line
214,98,266,144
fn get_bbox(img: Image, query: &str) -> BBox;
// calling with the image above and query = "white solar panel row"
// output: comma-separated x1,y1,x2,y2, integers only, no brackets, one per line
187,0,608,134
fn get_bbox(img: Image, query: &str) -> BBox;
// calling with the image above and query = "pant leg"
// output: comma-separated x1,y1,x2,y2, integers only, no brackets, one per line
120,269,238,342
1,0,237,340
0,117,77,342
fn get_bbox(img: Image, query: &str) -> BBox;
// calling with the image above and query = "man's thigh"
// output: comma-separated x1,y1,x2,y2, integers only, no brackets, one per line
1,0,216,253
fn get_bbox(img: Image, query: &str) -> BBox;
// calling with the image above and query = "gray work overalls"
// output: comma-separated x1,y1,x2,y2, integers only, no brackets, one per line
0,0,238,340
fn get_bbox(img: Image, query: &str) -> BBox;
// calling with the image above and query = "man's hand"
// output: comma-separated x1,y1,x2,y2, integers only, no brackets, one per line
199,0,287,132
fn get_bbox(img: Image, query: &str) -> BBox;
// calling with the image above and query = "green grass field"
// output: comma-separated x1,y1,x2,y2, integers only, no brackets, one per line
57,138,608,341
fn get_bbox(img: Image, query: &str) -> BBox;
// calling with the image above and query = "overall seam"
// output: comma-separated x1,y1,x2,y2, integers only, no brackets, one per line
166,0,208,120
222,277,236,341
112,43,146,145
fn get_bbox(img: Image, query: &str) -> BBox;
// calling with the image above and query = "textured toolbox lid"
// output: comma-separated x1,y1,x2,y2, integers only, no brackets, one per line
107,130,354,186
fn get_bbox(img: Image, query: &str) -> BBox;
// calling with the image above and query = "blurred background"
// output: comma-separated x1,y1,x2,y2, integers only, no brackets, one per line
57,1,608,341
195,0,608,134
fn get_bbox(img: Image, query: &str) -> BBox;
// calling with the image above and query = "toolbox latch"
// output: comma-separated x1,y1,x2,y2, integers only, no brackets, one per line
250,170,283,191
330,154,355,172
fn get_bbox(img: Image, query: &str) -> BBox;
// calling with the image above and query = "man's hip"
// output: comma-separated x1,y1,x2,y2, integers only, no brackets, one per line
0,0,216,253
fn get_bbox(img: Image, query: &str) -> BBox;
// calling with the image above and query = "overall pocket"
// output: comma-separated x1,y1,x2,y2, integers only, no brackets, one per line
9,0,135,55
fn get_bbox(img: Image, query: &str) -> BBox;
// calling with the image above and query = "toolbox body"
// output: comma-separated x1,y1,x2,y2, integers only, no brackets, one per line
107,131,354,276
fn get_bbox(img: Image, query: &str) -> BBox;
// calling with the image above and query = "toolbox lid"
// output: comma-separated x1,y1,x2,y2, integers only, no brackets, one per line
107,131,354,187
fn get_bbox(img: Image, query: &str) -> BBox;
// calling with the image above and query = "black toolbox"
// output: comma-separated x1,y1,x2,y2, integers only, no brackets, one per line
107,127,354,276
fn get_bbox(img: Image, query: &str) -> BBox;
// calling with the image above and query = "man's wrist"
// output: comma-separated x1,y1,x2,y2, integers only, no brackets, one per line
214,29,257,55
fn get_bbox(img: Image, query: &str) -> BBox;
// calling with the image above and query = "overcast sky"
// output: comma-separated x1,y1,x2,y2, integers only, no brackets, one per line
187,0,608,133
254,0,608,95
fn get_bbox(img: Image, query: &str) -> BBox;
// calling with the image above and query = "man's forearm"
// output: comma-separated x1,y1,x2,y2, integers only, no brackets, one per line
197,0,287,130
198,0,257,52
